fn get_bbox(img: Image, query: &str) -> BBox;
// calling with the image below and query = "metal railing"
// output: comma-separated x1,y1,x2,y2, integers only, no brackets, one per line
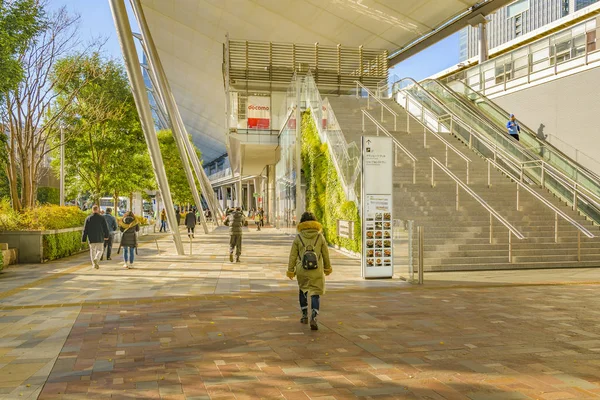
442,78,600,189
545,134,600,177
394,77,600,224
304,72,361,203
488,158,595,259
361,110,417,184
444,20,600,96
355,81,397,131
430,157,525,263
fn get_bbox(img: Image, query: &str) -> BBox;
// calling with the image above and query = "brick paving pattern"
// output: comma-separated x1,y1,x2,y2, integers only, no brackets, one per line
0,227,599,399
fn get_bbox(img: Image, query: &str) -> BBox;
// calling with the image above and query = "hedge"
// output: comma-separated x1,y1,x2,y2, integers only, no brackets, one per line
301,111,361,253
0,201,88,231
43,230,89,261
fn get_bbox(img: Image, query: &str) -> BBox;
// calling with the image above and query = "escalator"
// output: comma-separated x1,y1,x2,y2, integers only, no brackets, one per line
395,78,600,225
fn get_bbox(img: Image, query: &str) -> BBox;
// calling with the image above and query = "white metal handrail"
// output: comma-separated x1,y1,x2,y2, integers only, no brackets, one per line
545,134,600,178
362,109,417,184
304,72,360,203
489,158,595,240
522,159,600,210
355,81,398,131
396,77,600,222
444,79,600,185
430,157,525,263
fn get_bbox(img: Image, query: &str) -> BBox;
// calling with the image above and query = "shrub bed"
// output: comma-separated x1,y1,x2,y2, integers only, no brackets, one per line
43,230,88,261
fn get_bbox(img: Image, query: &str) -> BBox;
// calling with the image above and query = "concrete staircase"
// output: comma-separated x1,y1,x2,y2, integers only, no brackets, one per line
326,95,600,271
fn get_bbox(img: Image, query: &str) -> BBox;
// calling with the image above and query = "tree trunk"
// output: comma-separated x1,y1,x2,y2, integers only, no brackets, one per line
113,191,119,217
129,192,134,213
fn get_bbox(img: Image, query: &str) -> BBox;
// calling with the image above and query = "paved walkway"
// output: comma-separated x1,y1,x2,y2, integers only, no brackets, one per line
1,227,600,399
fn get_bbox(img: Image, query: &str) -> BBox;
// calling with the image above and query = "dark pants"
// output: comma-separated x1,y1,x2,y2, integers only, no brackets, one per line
510,134,520,142
103,234,113,259
229,234,242,256
299,290,320,314
187,226,195,234
160,220,167,232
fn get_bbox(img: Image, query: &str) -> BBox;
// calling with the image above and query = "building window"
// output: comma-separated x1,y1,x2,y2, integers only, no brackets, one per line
507,0,530,18
515,14,523,36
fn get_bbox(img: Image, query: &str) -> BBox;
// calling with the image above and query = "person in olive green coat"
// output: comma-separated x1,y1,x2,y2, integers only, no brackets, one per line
287,212,332,330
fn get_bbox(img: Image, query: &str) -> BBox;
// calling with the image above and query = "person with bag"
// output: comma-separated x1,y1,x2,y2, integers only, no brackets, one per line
286,212,332,331
118,211,139,269
225,207,245,263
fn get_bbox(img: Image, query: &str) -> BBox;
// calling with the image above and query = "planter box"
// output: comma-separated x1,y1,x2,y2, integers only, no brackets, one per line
0,227,85,264
0,224,155,264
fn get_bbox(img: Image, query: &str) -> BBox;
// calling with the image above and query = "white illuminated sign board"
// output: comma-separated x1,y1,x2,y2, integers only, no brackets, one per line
361,136,394,279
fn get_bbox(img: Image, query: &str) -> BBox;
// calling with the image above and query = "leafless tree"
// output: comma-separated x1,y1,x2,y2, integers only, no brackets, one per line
0,6,103,210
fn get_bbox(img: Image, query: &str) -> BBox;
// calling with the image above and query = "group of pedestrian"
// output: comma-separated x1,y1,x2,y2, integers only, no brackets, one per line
83,201,333,331
82,205,139,270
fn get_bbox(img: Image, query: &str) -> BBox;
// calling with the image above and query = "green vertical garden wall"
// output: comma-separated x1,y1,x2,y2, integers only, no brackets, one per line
301,111,361,253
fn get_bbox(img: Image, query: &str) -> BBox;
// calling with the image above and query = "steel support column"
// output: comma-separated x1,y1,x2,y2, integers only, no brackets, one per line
108,0,184,255
129,0,209,234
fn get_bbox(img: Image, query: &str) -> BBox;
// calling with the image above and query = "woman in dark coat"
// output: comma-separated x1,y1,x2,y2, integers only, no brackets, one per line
119,211,139,269
185,210,197,238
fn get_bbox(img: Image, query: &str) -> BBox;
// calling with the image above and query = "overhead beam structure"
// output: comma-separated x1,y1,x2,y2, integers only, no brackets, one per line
388,0,515,66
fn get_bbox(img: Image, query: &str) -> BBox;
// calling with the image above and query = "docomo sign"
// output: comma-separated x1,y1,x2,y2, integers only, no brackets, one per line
247,96,270,129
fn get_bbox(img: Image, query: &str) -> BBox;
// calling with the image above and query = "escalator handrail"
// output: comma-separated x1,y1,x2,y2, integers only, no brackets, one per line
396,78,532,171
421,79,543,164
395,78,600,221
490,159,595,239
416,78,600,204
446,79,600,182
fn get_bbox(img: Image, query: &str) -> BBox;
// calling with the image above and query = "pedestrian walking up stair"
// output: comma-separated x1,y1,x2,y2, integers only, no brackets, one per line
322,85,600,272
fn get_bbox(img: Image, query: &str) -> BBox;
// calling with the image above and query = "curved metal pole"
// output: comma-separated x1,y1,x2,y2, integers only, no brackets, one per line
135,39,208,234
108,0,184,255
130,0,215,231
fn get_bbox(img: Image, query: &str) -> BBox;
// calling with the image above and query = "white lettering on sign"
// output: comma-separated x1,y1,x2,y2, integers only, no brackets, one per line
247,96,270,129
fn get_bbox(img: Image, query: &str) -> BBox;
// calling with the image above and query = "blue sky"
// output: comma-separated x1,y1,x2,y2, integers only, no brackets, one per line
47,0,460,81
46,0,131,61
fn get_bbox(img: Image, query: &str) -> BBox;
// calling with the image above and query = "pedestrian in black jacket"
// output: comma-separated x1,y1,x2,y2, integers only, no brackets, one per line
185,211,196,238
82,205,109,269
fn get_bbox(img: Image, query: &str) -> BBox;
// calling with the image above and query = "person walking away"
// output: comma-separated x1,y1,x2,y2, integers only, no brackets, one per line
185,209,197,238
82,205,109,269
507,114,521,141
102,207,118,261
160,209,167,232
225,207,245,263
175,208,181,227
286,212,332,331
119,211,140,269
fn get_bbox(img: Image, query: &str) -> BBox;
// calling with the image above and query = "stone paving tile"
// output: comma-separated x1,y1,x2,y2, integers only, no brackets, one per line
1,227,600,398
30,282,600,399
